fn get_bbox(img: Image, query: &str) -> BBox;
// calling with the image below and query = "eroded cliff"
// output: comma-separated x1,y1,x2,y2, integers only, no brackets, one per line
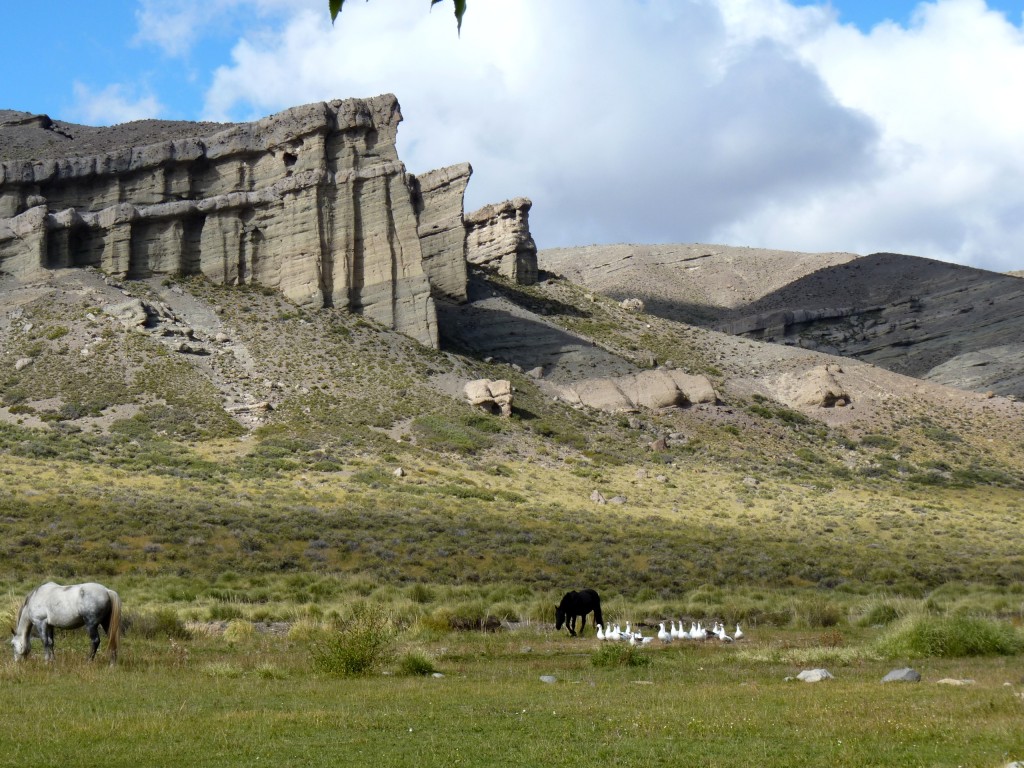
0,96,440,346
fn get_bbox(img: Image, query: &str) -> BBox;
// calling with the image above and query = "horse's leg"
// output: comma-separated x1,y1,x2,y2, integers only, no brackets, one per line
580,614,587,635
568,616,577,637
41,623,55,662
87,622,101,661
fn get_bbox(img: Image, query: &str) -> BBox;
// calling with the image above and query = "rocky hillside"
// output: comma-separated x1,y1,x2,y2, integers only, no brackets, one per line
541,245,1024,399
2,99,1023,592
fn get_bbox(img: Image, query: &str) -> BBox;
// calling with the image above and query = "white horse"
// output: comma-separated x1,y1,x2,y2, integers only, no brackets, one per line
10,582,122,664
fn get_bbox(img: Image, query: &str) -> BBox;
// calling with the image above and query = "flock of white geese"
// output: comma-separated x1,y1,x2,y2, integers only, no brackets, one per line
595,620,743,645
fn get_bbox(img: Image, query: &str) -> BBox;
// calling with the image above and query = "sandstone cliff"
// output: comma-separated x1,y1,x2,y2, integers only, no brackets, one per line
0,96,439,346
465,197,538,285
409,162,472,303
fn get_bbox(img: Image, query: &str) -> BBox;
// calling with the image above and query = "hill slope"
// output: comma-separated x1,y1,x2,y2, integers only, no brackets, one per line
1,264,1022,595
540,245,1024,398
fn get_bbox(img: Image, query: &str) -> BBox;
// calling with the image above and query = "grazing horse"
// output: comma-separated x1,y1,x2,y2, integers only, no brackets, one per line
555,588,603,637
10,582,122,664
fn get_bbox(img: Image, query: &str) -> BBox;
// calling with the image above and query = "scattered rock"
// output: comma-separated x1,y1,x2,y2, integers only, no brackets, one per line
882,668,921,683
648,436,668,452
608,495,627,505
226,401,273,415
104,298,149,328
14,357,32,371
539,675,558,684
464,378,513,417
393,467,406,478
214,332,231,343
590,490,606,505
526,366,544,379
431,672,445,679
796,669,833,683
793,364,851,408
936,678,975,686
742,476,759,488
620,298,645,312
556,369,717,414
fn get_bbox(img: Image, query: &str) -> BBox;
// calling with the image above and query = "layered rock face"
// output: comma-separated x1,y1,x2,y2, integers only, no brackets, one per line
0,96,438,346
409,162,472,303
465,197,538,285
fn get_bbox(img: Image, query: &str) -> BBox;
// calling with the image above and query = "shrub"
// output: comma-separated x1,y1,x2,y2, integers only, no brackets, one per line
794,597,844,628
224,619,256,643
875,614,1023,658
310,603,396,676
857,601,904,627
398,652,438,676
591,644,651,668
127,608,192,640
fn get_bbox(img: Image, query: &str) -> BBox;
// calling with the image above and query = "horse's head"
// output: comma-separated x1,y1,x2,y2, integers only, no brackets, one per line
10,631,28,660
555,605,565,631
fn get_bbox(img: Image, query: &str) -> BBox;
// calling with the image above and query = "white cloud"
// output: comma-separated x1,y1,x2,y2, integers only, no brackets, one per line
190,0,1024,272
68,82,164,125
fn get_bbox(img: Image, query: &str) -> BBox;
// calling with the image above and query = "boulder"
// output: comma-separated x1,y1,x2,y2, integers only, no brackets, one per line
796,668,833,683
793,364,851,408
464,378,513,417
103,298,150,328
557,370,717,414
882,668,921,683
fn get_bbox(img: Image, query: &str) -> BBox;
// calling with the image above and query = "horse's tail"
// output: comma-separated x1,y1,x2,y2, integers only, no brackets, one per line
106,589,122,663
593,597,604,629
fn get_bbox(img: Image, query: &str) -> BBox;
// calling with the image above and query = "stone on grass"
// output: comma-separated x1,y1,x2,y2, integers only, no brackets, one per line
882,668,921,683
539,675,557,684
796,668,833,683
937,678,975,686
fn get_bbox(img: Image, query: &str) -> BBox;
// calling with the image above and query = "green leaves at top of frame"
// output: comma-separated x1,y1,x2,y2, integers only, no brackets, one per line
330,0,467,34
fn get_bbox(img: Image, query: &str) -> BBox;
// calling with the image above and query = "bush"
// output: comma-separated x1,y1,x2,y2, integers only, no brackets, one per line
857,601,904,627
875,614,1023,658
224,619,256,643
794,597,844,628
127,608,192,640
591,644,651,668
398,652,438,676
310,603,396,676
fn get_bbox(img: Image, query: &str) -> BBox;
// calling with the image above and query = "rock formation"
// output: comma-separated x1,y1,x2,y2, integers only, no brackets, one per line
409,162,472,303
465,197,538,285
0,96,452,347
464,378,513,417
555,369,717,413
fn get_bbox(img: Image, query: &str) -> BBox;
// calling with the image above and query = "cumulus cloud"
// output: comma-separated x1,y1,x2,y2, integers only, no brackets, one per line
187,0,1024,272
68,82,165,125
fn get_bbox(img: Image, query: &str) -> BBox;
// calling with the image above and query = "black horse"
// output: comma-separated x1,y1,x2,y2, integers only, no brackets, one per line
555,589,603,637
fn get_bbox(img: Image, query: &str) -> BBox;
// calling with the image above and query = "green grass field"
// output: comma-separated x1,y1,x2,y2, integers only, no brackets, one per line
1,623,1022,768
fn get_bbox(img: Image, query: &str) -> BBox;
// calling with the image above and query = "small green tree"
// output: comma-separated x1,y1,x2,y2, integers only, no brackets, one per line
330,0,467,33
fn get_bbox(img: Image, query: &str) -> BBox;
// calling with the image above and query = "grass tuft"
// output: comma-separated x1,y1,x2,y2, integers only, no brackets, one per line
875,613,1023,658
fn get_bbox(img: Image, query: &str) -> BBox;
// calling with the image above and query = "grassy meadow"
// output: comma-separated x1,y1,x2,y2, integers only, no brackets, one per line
1,271,1023,765
1,614,1022,767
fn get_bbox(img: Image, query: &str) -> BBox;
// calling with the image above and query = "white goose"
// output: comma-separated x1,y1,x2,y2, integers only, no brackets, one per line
596,623,605,641
657,622,672,643
735,623,744,640
714,623,734,643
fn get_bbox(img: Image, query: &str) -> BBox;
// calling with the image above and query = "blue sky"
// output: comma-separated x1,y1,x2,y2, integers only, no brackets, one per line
3,1,1024,272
